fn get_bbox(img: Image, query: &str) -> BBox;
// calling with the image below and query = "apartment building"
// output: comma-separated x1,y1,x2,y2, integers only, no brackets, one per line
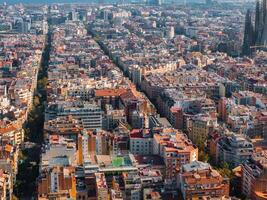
0,123,25,145
242,150,267,200
45,102,103,130
188,114,217,147
95,173,109,200
153,128,198,184
0,170,12,200
216,133,253,168
37,166,76,199
178,161,230,200
122,171,142,200
129,129,153,155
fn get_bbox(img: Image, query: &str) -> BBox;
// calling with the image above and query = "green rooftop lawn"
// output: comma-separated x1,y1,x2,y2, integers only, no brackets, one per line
112,156,124,167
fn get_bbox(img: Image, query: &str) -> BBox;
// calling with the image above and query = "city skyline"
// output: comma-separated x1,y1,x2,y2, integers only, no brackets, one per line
0,1,266,200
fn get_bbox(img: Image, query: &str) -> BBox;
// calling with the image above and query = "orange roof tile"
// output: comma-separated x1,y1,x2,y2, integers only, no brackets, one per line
0,125,17,135
95,89,128,97
5,144,12,152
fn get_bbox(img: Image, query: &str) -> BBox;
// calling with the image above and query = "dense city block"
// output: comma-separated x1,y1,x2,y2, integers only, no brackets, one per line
0,1,266,200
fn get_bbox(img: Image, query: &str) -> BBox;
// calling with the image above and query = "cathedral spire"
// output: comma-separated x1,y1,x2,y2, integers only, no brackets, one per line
263,0,267,20
259,0,267,47
255,0,261,44
261,7,267,45
242,9,255,56
242,0,267,55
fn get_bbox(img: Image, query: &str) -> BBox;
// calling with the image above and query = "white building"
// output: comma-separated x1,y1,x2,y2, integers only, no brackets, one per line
46,102,103,130
216,133,253,168
129,129,153,155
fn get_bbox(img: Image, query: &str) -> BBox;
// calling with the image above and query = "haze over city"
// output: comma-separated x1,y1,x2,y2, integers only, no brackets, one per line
0,0,266,200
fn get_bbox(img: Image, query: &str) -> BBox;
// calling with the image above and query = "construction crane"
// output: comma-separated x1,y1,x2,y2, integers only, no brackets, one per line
250,45,267,49
249,45,267,57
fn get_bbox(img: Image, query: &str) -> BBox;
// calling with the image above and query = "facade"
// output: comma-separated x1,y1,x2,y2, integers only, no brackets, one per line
95,173,109,200
77,131,96,166
37,166,76,199
104,109,126,131
242,150,267,200
218,97,228,122
169,106,184,130
0,170,12,200
242,10,255,56
122,171,142,200
129,129,153,155
0,124,24,146
77,130,110,165
255,0,267,46
95,131,110,155
153,129,198,184
216,134,253,168
110,176,123,200
188,115,217,148
139,169,163,189
45,103,103,130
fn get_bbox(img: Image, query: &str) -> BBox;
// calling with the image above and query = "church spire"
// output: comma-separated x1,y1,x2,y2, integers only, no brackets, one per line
242,9,255,56
260,0,267,46
263,0,267,20
255,0,261,44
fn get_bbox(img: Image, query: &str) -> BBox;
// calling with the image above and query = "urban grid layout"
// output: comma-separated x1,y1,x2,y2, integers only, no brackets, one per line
0,0,266,200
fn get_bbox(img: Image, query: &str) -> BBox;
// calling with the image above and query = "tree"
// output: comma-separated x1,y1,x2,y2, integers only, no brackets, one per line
198,150,210,162
216,162,233,178
38,77,48,88
12,195,19,200
33,96,40,107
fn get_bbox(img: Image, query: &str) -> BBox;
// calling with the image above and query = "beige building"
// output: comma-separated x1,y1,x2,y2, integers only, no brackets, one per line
153,128,198,184
95,173,109,200
0,170,12,200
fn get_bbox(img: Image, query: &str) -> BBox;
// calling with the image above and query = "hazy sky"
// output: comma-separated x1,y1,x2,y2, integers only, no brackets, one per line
0,0,254,5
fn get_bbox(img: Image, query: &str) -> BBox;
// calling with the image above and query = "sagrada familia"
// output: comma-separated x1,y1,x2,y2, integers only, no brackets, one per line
242,0,267,56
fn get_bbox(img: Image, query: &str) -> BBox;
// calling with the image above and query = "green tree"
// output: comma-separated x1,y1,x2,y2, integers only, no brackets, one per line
216,162,233,178
12,195,19,200
198,150,210,162
33,96,40,107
